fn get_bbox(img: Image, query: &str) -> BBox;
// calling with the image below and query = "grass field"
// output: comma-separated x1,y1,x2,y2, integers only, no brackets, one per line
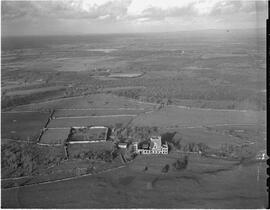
53,108,144,118
68,141,115,156
131,106,266,128
1,157,267,208
69,127,108,142
171,128,244,149
1,30,266,208
47,116,134,128
39,128,70,144
1,112,49,141
204,124,266,152
129,153,179,174
12,94,154,111
5,86,65,96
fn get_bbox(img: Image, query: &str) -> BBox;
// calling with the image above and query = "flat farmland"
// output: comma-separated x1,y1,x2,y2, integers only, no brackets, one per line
68,141,114,155
172,128,244,149
39,128,70,144
131,106,266,128
129,153,179,174
12,94,154,111
1,112,49,141
2,159,267,208
5,86,65,97
54,109,144,118
70,127,108,141
47,116,134,128
204,124,266,151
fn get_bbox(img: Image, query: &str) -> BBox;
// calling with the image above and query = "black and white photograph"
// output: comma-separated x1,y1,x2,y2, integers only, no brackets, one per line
1,0,268,208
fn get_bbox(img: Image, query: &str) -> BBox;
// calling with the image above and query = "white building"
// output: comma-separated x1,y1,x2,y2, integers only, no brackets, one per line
256,150,267,160
118,142,128,149
133,136,168,155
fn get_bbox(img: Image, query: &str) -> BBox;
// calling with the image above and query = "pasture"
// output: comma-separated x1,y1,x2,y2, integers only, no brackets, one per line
39,128,70,144
131,106,266,128
68,141,115,156
5,86,65,97
12,94,154,111
1,112,49,141
171,128,244,149
69,127,108,142
1,158,267,208
53,108,144,118
129,153,179,174
47,116,134,128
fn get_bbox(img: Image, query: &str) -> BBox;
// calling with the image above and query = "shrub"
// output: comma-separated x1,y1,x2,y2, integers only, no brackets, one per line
172,156,188,170
162,164,170,173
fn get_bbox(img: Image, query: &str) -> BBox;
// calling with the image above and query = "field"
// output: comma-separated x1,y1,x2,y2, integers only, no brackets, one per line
131,106,266,128
1,112,49,141
1,29,267,208
11,94,154,111
129,153,179,174
170,128,244,149
69,127,108,142
2,30,266,112
47,115,134,128
5,86,65,97
1,156,267,208
67,141,115,156
39,128,70,144
53,108,144,118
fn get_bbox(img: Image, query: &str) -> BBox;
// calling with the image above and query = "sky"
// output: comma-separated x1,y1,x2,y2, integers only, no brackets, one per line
1,0,268,36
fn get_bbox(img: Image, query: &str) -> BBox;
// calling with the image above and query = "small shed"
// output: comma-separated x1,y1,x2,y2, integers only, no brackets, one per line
118,142,127,149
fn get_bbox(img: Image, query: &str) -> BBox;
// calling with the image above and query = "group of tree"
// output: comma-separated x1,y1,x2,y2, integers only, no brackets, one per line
1,142,64,177
172,156,188,170
70,149,115,162
161,156,188,173
2,89,65,109
113,126,159,142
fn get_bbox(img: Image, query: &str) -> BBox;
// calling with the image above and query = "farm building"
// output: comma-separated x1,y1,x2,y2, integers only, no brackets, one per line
67,126,109,144
256,150,267,160
133,136,168,155
118,142,128,149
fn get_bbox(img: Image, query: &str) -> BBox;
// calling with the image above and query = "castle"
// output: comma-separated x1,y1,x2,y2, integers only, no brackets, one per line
133,136,168,155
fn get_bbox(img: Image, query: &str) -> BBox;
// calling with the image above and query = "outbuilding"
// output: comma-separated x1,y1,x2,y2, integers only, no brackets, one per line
118,142,127,149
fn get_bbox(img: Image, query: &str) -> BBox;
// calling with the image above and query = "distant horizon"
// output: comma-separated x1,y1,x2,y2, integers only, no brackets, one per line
1,0,267,37
1,26,267,38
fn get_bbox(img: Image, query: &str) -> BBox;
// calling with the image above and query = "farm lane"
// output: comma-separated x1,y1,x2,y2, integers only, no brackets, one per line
6,94,265,114
55,114,137,119
126,98,265,113
2,165,126,191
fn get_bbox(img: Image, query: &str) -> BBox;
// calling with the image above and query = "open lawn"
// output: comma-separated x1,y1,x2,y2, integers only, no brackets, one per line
68,141,115,156
53,108,144,118
172,128,245,149
5,86,65,97
1,112,49,141
69,127,108,142
129,153,179,174
131,106,266,128
1,156,267,208
39,128,70,144
47,116,134,128
12,94,154,111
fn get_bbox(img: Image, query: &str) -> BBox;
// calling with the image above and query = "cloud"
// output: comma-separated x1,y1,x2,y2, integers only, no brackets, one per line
2,0,132,21
1,0,267,35
2,0,267,21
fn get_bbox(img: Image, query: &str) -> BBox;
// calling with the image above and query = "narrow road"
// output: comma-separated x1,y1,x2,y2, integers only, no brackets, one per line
58,108,144,111
164,123,262,130
126,98,263,113
2,165,126,191
55,114,137,119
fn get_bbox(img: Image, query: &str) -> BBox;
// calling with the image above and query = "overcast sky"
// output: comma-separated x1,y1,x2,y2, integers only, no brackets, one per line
1,0,268,36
